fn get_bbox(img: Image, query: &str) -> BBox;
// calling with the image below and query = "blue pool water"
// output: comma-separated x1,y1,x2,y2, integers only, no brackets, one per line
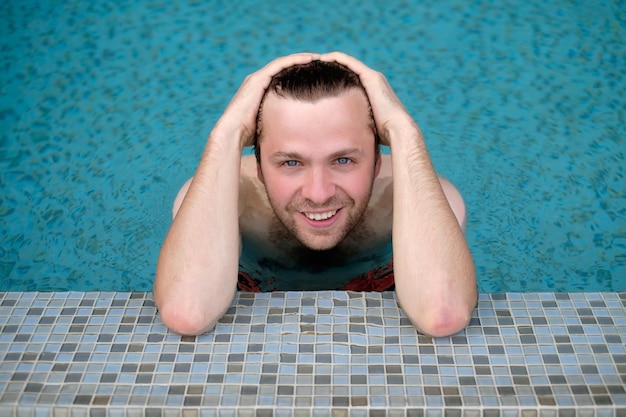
1,0,624,293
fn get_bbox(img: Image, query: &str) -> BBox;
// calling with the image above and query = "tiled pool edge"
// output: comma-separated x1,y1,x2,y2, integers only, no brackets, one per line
0,291,624,417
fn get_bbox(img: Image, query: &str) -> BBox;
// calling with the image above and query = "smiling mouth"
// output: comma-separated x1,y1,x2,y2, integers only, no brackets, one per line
303,209,338,221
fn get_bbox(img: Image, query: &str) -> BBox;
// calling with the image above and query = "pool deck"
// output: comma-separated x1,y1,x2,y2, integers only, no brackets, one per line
0,291,624,417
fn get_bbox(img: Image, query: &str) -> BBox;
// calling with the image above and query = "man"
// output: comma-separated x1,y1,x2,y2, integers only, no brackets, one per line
154,52,477,337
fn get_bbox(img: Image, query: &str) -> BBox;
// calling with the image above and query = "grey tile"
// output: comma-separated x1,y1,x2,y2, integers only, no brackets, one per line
0,291,625,415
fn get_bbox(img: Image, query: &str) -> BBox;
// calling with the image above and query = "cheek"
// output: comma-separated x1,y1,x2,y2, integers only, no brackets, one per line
343,170,375,198
263,171,297,202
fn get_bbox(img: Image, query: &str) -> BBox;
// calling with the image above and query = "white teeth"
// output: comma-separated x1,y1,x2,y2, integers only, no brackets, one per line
305,210,337,221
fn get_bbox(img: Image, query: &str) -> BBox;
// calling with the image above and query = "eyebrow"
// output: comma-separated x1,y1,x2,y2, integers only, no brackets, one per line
268,148,366,163
328,148,366,159
268,151,303,163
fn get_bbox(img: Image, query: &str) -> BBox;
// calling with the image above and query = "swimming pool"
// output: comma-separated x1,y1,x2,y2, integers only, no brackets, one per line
1,0,624,293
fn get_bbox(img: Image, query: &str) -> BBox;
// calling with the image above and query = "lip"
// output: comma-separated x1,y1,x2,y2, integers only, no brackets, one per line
300,208,342,228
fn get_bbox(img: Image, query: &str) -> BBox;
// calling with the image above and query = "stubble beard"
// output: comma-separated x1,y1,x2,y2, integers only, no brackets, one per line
267,187,374,254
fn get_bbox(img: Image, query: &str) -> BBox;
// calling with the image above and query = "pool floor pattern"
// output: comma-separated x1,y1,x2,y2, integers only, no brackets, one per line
0,291,625,417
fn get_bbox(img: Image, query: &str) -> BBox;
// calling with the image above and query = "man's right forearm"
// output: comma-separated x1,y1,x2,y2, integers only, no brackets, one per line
154,133,242,335
153,53,323,334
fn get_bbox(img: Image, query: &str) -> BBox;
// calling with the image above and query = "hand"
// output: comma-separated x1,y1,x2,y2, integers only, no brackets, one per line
213,53,321,149
320,52,419,146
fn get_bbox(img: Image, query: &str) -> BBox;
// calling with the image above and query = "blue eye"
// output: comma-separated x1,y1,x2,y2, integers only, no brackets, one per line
284,160,299,167
337,157,351,165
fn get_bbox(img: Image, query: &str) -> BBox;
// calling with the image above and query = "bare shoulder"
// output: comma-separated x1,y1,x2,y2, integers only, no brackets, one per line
439,176,467,230
238,155,274,234
171,155,270,220
172,178,193,218
239,155,270,213
376,154,467,230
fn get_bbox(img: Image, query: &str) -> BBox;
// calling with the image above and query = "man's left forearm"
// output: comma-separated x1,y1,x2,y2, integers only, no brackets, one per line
317,51,477,336
388,122,477,337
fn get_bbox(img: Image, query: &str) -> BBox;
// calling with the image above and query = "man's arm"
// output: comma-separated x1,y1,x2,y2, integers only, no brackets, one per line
154,53,320,335
321,52,477,337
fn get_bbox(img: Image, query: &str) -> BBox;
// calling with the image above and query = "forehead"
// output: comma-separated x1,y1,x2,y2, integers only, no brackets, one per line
260,89,374,152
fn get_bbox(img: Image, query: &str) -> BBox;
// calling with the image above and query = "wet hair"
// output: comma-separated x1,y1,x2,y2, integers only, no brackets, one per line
254,61,380,162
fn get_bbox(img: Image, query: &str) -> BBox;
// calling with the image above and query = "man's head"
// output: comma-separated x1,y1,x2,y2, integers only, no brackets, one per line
254,61,380,161
255,60,382,251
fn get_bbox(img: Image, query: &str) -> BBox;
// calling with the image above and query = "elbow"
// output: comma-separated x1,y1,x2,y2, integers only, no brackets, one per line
400,267,477,337
158,305,220,336
153,266,237,336
154,292,229,336
399,288,477,338
409,309,473,338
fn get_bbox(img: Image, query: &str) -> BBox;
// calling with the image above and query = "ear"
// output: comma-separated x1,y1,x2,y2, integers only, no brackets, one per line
257,161,265,185
373,150,382,178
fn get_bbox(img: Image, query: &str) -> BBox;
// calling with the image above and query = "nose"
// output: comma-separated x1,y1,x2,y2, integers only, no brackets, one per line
301,167,335,204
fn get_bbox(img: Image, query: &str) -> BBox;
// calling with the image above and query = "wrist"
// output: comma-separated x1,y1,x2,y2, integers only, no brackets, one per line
383,119,424,149
201,133,247,168
208,121,251,153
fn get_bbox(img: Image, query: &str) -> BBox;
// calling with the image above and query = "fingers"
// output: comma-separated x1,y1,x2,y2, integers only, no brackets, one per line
252,52,321,88
321,52,414,144
320,51,375,77
263,52,321,74
320,51,390,94
221,52,321,148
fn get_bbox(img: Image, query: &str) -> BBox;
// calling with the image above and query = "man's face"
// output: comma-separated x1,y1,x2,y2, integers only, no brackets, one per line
257,89,381,251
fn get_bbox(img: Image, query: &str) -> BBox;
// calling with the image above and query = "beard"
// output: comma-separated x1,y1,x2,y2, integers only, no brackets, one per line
267,186,374,254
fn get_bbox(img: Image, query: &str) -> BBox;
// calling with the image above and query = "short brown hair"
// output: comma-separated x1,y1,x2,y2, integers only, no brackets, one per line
254,61,379,161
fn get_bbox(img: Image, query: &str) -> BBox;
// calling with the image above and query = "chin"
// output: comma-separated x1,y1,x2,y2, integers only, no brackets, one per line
308,243,339,252
299,236,341,252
